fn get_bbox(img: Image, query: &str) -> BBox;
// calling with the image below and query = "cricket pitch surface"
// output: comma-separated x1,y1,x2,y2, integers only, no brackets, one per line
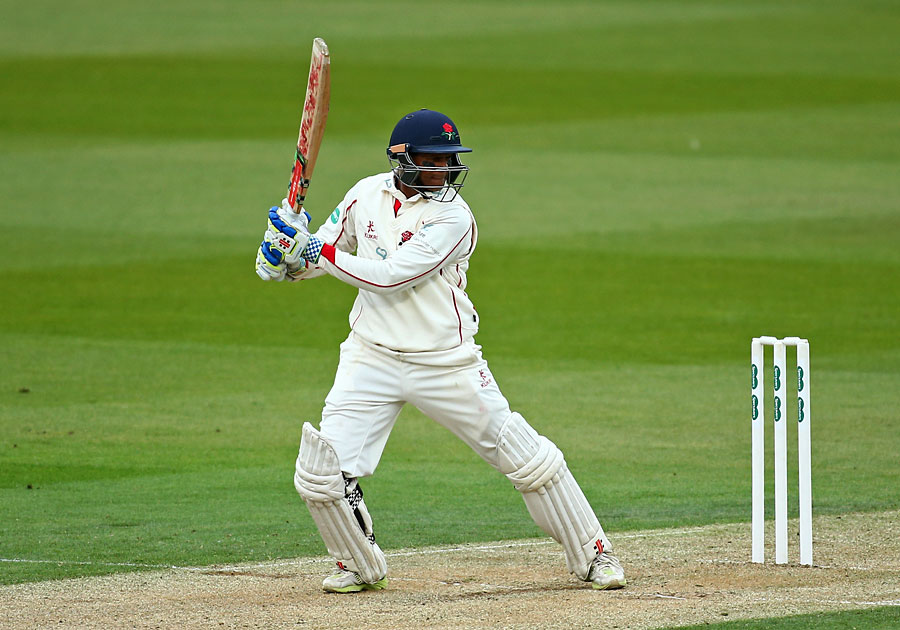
2,511,898,629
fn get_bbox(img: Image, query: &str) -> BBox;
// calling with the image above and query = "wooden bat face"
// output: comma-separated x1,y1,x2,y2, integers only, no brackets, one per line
287,38,331,213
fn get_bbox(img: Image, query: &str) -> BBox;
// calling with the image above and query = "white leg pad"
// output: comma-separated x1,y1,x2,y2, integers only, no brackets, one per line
294,422,387,583
497,413,610,580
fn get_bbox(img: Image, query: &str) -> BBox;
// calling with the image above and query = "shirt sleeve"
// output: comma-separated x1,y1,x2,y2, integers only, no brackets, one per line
312,189,358,253
316,204,474,295
290,188,360,282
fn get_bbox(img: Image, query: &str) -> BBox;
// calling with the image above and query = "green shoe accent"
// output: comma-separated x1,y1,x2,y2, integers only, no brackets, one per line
591,575,627,590
588,551,627,590
324,576,387,594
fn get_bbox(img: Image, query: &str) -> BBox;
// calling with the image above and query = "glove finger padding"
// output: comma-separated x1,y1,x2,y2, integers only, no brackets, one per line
267,208,310,266
256,242,286,281
266,210,309,264
255,203,314,281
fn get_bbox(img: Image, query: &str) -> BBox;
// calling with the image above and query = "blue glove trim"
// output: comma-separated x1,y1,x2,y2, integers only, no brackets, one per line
261,241,284,265
269,209,298,238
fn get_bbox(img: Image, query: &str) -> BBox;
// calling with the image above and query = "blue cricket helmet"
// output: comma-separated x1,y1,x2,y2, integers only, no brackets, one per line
387,109,471,202
387,109,472,156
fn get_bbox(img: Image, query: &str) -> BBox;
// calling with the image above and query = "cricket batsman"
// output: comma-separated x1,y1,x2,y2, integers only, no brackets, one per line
255,109,627,593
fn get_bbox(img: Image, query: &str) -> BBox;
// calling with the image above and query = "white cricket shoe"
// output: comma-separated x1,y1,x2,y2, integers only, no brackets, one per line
587,551,627,590
322,564,387,594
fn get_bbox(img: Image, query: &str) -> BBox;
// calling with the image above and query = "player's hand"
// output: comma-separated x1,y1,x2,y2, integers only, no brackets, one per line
285,258,311,282
266,201,311,267
270,200,326,264
255,241,287,281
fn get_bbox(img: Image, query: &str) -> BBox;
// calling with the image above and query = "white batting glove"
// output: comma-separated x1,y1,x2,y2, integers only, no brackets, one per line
271,200,326,264
256,200,311,281
266,201,311,266
255,241,287,281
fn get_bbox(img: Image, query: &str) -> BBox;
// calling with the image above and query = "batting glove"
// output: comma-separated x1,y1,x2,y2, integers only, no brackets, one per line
270,201,325,265
256,200,312,281
266,202,311,267
255,241,287,281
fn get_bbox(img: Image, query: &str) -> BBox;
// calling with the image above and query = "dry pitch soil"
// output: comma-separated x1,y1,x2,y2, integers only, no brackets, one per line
2,511,898,629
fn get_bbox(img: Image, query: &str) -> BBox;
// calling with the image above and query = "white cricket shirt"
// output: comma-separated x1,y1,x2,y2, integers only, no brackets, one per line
309,173,479,352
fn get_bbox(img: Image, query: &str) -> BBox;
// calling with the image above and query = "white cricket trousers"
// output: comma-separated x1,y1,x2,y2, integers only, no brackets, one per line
319,332,514,478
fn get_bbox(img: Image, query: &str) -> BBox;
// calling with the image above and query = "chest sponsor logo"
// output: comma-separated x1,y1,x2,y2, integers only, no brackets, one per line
364,221,378,240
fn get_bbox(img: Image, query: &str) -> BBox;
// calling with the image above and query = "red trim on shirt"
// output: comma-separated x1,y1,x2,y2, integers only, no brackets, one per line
464,219,477,256
393,198,401,217
450,288,462,343
331,200,356,247
328,227,471,290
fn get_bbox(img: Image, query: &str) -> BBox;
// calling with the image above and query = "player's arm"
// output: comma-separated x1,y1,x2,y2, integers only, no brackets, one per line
315,206,473,294
284,193,360,281
312,193,359,255
255,192,359,282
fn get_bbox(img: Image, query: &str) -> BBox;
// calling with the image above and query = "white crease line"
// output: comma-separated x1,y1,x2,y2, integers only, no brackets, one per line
0,557,329,572
148,527,736,572
0,558,176,569
6,559,898,609
390,577,550,592
388,540,555,557
0,541,557,574
619,527,715,539
0,524,763,574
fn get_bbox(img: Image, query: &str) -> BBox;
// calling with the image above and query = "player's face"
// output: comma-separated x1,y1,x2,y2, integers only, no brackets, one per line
411,153,451,188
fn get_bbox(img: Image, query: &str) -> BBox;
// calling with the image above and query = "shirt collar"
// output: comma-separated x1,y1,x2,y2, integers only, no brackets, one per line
384,174,423,204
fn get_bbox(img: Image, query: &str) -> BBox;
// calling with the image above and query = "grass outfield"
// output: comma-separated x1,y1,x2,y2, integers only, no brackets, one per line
1,2,898,625
672,606,900,630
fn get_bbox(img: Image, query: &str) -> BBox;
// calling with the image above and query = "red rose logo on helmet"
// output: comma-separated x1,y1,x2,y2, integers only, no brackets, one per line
441,123,457,141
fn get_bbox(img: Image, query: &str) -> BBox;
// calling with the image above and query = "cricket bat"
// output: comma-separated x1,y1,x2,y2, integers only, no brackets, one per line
286,37,331,214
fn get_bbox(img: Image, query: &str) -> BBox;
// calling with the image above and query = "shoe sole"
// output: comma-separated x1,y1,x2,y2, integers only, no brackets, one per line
592,577,627,591
324,578,387,594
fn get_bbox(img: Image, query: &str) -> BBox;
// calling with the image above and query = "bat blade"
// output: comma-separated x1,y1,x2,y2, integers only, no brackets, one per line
287,37,331,214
